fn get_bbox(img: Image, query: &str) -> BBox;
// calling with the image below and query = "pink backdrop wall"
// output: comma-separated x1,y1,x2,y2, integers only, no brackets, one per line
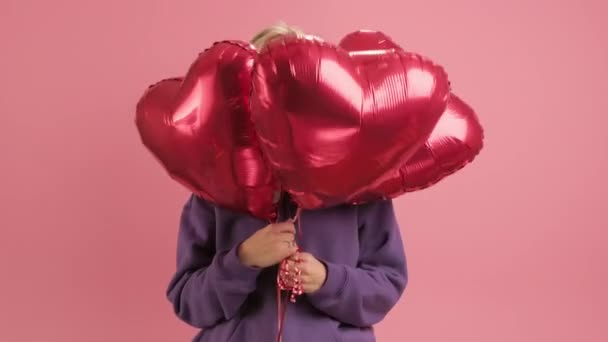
1,0,607,341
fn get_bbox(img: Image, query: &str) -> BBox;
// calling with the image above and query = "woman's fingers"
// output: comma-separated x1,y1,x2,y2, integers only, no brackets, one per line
276,232,297,243
276,245,298,263
271,221,296,234
298,252,313,261
274,233,297,253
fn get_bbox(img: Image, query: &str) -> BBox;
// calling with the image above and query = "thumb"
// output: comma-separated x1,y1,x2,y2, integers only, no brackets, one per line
280,242,298,258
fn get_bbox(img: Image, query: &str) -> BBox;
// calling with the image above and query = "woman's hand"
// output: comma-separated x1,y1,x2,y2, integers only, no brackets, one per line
238,222,298,268
286,252,328,294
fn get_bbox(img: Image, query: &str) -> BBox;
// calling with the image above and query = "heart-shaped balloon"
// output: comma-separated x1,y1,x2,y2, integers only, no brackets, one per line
136,41,278,220
251,34,451,209
339,29,402,52
340,30,484,195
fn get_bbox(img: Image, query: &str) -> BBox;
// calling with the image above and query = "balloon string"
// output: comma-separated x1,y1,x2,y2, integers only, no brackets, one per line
276,288,288,342
275,205,303,342
293,207,302,237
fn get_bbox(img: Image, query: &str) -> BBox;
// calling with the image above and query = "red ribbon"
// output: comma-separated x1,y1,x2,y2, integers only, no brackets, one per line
275,207,303,342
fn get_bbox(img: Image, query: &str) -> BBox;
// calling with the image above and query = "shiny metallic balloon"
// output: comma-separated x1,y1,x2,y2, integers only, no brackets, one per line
339,29,402,52
340,30,484,195
136,41,278,220
251,34,451,209
399,93,484,191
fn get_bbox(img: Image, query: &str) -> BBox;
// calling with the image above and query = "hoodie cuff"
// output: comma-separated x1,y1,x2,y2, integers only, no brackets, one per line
215,244,262,285
308,260,348,302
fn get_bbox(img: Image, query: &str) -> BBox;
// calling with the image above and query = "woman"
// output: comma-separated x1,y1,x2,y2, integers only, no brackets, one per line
166,23,408,342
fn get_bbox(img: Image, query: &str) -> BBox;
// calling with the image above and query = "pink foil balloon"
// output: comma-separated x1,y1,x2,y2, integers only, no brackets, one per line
136,41,278,220
251,35,451,209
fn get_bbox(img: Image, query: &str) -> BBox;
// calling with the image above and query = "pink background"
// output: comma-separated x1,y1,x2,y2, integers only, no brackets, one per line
1,0,607,341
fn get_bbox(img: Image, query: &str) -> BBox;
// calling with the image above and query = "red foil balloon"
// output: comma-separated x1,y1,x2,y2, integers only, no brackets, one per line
251,35,451,209
136,41,278,220
399,93,484,191
339,30,402,52
340,30,484,194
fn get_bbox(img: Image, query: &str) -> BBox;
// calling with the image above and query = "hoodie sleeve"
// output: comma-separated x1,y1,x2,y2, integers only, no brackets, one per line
306,199,408,327
166,195,262,329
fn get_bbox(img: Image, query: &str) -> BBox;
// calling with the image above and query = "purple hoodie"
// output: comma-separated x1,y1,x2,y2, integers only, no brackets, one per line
166,193,408,342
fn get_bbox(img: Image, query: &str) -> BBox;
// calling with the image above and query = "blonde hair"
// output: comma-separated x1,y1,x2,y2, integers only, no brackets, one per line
250,21,306,50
